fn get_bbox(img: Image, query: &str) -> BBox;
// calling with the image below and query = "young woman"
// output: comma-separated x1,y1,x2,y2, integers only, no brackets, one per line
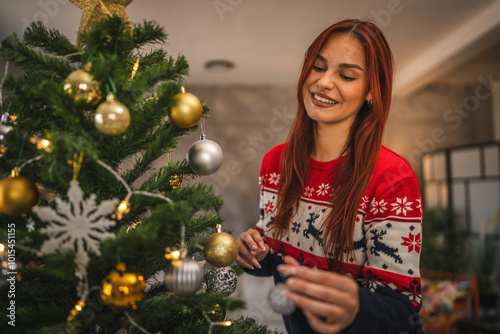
236,19,422,333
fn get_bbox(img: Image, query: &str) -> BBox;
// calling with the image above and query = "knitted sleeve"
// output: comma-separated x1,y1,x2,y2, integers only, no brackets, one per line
347,176,422,333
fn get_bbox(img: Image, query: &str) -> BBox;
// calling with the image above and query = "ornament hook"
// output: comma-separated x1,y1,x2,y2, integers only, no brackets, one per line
200,118,207,140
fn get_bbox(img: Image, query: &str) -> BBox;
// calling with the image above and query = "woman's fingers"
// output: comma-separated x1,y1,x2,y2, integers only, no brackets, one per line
240,229,266,253
236,229,269,269
286,289,341,320
279,256,353,291
285,276,342,303
278,255,360,331
248,229,267,251
283,255,300,266
236,238,262,269
235,253,255,270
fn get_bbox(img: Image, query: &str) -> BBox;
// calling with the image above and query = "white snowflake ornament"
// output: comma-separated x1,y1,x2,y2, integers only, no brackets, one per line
33,180,119,274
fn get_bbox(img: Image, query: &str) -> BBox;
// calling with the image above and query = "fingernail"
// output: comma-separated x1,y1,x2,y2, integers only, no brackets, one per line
248,265,254,270
256,263,261,269
251,245,257,251
277,264,285,272
259,242,266,251
287,278,296,288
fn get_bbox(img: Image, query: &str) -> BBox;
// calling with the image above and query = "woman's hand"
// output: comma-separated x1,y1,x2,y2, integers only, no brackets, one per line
278,256,360,334
236,228,269,270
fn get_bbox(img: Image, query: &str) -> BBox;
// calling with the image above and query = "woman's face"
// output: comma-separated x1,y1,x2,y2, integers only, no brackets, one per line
302,33,371,128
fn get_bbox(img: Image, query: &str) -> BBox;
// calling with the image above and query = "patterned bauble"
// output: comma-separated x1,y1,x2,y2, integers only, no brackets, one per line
63,65,102,107
205,266,237,296
0,169,39,216
268,283,296,315
94,93,130,136
100,263,145,312
204,224,238,268
186,136,223,175
169,90,203,128
204,303,226,322
165,257,204,294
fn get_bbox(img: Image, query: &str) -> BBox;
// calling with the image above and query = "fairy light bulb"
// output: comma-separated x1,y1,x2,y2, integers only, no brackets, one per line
113,200,130,220
131,58,140,79
0,243,5,252
118,201,129,212
165,247,186,266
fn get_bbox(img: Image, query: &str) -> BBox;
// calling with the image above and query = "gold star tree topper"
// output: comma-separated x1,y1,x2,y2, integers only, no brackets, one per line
70,0,134,46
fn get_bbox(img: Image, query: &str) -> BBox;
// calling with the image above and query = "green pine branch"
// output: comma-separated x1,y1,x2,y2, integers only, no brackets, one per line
0,33,73,78
23,22,78,58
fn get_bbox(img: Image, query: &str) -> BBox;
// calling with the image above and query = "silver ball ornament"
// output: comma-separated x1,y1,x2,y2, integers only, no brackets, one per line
268,283,296,315
186,137,223,175
165,257,204,294
205,266,237,296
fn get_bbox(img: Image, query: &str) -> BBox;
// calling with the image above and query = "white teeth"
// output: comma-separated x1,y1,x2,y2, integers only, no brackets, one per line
313,93,336,104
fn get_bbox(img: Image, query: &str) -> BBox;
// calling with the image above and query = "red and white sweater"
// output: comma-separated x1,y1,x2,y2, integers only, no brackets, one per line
249,143,422,333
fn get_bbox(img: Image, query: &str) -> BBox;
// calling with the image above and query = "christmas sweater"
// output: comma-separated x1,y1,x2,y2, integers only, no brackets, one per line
247,143,422,334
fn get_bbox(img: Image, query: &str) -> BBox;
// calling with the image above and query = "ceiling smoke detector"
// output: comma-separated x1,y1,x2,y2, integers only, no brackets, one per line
204,60,235,72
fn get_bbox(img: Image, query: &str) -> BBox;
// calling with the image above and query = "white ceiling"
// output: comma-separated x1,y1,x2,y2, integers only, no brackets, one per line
1,0,500,97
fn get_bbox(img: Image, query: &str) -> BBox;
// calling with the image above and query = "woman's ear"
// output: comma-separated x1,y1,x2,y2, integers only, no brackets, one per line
365,92,372,105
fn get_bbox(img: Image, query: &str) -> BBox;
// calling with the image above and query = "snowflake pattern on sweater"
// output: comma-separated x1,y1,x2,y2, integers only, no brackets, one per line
255,143,422,314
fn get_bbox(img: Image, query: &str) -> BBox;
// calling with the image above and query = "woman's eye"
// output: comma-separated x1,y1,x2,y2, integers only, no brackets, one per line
340,74,354,81
313,66,326,72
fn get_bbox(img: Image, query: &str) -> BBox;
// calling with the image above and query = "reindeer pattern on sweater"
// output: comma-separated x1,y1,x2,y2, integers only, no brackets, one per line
255,143,423,312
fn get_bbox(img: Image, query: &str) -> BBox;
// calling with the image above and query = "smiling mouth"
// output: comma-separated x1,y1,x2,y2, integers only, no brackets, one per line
312,93,337,105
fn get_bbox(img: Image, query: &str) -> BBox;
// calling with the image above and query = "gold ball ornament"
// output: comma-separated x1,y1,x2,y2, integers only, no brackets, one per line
204,224,238,267
100,263,145,312
204,303,226,322
63,65,102,107
95,93,130,136
0,169,39,216
169,88,203,128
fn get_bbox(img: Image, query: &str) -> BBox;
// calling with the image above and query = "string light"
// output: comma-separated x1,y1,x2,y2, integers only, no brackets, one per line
112,200,130,220
30,137,53,153
131,57,140,79
204,312,232,334
67,299,86,322
165,247,186,266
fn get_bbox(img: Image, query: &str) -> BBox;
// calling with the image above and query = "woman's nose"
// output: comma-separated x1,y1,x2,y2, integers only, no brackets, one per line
317,73,335,91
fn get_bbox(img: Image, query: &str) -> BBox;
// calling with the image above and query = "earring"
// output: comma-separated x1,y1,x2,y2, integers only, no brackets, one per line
367,100,372,108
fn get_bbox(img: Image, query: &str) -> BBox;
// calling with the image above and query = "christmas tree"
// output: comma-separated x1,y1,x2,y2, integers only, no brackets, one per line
0,3,278,334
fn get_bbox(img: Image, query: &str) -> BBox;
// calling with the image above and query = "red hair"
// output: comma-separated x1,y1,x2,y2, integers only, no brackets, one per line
270,19,394,269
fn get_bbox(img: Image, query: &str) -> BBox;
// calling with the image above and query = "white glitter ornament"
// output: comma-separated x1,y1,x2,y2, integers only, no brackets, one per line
33,180,119,275
268,282,296,315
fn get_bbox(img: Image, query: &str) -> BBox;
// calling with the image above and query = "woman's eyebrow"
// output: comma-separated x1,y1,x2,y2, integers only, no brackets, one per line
317,54,364,71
